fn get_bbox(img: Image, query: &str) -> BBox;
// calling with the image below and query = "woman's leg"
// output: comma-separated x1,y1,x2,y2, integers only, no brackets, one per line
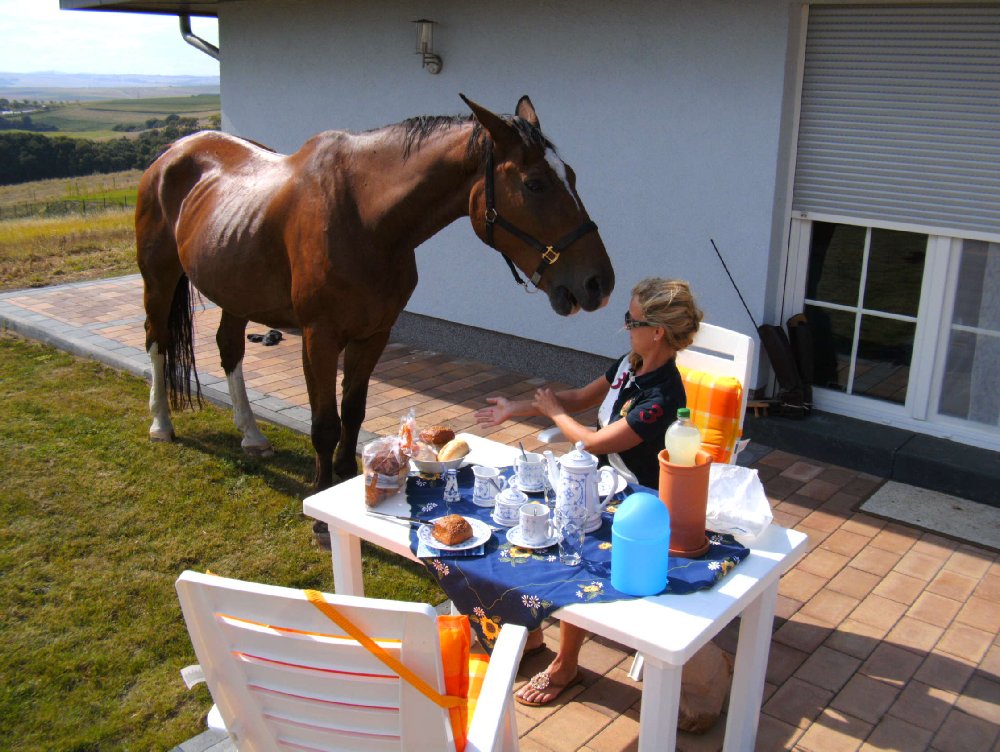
525,627,545,651
516,621,587,705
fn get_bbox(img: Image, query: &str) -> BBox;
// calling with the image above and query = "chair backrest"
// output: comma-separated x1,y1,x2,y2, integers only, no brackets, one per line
676,323,754,464
175,570,457,751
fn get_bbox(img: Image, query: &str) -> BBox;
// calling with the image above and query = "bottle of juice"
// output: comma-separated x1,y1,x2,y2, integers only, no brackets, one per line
664,408,701,466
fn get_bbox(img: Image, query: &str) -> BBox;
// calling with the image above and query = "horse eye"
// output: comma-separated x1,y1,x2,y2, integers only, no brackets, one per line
524,178,546,193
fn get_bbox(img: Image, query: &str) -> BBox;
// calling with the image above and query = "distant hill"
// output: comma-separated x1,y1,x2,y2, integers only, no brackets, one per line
0,71,219,102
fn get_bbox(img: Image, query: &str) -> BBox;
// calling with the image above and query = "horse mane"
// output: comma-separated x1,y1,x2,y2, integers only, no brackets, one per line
396,113,553,163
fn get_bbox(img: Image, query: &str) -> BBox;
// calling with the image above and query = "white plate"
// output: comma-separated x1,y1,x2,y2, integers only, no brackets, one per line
417,516,493,551
491,511,518,528
598,473,628,497
506,525,562,550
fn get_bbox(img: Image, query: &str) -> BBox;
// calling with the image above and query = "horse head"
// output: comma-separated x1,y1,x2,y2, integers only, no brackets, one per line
462,94,615,316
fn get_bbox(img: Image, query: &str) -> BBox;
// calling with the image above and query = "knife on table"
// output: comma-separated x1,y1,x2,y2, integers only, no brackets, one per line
365,510,430,527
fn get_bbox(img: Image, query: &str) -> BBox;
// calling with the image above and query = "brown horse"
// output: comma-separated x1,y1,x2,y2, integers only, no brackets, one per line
136,94,614,494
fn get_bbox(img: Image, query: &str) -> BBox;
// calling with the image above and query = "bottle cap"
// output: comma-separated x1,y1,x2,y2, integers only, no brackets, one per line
677,408,691,419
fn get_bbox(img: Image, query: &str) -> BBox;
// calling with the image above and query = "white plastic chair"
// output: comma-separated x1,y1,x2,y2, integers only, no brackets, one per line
538,323,755,464
175,570,527,751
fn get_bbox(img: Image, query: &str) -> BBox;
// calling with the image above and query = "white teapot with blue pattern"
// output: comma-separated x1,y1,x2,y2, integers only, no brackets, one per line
544,442,619,534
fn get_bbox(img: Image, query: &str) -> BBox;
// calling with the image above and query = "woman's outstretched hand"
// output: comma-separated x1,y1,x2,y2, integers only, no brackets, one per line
532,387,566,419
475,396,512,427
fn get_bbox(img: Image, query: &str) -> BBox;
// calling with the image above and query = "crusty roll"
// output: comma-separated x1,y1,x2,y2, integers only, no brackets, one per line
432,514,473,546
419,425,456,447
436,438,470,462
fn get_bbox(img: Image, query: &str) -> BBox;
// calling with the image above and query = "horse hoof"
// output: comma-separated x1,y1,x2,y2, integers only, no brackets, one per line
149,430,174,442
243,443,274,458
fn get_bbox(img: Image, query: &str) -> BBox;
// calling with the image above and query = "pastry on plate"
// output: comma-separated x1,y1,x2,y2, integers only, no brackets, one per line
432,514,473,546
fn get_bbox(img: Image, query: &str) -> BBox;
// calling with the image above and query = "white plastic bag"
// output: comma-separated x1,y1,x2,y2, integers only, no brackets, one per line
706,464,773,544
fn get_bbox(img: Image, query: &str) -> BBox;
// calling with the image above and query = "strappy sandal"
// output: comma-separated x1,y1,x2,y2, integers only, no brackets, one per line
514,670,584,707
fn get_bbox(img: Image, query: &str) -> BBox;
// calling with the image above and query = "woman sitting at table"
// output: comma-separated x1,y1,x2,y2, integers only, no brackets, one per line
475,277,703,706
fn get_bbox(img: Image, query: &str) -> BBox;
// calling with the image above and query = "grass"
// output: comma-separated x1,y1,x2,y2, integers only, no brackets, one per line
0,210,138,291
0,332,444,750
0,171,144,205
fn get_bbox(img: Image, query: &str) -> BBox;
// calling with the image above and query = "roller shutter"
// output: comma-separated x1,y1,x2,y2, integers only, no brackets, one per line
793,4,1000,237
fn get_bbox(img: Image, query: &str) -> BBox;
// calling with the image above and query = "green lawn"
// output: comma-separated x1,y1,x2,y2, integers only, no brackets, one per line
0,332,443,750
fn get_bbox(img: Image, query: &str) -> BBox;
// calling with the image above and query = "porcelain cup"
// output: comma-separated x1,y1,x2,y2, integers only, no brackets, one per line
513,452,547,491
494,485,528,525
472,465,506,506
519,502,555,545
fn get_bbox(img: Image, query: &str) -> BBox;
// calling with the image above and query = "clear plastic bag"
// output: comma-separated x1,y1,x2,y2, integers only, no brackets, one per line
706,464,773,544
362,433,410,507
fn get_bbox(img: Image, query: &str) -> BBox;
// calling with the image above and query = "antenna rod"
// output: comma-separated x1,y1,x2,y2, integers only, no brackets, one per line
709,238,759,331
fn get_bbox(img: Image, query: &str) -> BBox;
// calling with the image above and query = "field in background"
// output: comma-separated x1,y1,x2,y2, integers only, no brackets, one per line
0,171,142,286
3,94,220,140
0,210,136,290
0,166,142,217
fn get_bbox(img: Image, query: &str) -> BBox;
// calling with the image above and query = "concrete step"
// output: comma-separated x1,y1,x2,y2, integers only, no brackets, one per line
744,410,1000,508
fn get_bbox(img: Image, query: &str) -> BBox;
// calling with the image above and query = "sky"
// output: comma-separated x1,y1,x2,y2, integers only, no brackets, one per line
0,1,219,77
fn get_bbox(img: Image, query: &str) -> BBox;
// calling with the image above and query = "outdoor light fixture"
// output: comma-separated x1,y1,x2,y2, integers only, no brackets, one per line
413,19,442,74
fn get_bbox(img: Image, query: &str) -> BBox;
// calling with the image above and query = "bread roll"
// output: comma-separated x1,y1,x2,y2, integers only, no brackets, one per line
432,514,473,545
419,425,456,447
436,438,470,462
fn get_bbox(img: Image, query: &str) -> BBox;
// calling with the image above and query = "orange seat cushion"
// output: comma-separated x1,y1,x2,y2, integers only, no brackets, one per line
678,366,744,464
438,614,489,752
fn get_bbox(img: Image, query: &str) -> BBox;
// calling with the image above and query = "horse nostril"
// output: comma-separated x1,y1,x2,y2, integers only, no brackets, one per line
585,276,602,299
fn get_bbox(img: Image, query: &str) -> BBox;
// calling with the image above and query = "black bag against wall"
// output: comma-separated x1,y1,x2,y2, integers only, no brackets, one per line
757,323,809,417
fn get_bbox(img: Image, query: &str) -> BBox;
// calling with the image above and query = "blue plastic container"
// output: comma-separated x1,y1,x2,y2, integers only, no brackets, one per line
611,491,671,596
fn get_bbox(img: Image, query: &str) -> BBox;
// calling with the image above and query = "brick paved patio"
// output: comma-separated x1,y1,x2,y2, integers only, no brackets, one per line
2,276,998,751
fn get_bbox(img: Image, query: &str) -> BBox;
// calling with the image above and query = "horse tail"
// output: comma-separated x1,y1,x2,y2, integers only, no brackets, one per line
165,274,203,411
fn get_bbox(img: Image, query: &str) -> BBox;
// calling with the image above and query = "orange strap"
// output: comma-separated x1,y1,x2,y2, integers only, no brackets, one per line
303,590,464,710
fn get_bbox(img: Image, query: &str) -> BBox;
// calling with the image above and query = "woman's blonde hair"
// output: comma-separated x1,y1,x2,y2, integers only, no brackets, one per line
628,278,703,371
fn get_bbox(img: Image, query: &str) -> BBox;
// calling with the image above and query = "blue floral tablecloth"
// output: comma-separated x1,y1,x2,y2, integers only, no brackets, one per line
405,466,749,651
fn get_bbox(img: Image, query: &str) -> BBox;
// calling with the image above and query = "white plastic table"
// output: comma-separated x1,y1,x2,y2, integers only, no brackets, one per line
303,433,808,751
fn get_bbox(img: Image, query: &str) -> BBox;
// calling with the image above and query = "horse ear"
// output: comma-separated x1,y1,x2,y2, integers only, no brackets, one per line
515,96,540,129
460,93,521,153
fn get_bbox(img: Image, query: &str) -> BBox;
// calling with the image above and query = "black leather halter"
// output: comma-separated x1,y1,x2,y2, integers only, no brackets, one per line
483,147,599,289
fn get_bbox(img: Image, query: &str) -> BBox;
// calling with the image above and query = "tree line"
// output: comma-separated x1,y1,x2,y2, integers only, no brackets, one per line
0,122,208,186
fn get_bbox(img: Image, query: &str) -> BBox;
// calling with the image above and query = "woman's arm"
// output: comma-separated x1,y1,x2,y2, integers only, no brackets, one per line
532,387,644,455
475,375,609,428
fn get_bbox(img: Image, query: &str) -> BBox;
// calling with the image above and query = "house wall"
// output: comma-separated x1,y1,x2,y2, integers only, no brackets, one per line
216,0,799,384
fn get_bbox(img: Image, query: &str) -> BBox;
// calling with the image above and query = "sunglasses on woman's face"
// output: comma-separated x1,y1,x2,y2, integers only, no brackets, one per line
624,311,655,330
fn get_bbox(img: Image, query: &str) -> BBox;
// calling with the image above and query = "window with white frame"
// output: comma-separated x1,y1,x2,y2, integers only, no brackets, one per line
802,222,927,406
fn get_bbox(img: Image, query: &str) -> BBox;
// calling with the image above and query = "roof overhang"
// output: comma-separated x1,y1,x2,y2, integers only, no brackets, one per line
58,0,218,18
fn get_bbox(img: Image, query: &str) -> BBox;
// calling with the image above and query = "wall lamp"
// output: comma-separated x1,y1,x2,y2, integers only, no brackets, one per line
413,19,442,74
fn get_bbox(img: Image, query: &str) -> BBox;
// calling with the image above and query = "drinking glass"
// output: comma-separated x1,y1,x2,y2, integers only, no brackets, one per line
556,508,586,566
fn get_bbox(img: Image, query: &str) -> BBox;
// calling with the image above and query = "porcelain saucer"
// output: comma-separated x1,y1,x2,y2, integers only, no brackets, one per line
513,478,546,494
506,525,562,550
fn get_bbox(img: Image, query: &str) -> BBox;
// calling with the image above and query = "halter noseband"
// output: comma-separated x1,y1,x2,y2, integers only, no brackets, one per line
483,147,598,289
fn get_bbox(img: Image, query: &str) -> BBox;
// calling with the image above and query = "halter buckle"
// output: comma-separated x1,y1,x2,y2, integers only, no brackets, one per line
541,246,560,265
485,207,498,224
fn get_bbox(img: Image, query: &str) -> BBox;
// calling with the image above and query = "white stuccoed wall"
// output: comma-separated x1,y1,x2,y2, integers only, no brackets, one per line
217,0,797,368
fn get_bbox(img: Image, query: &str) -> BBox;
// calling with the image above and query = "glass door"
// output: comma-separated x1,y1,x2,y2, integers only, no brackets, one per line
801,222,927,407
934,240,1000,428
